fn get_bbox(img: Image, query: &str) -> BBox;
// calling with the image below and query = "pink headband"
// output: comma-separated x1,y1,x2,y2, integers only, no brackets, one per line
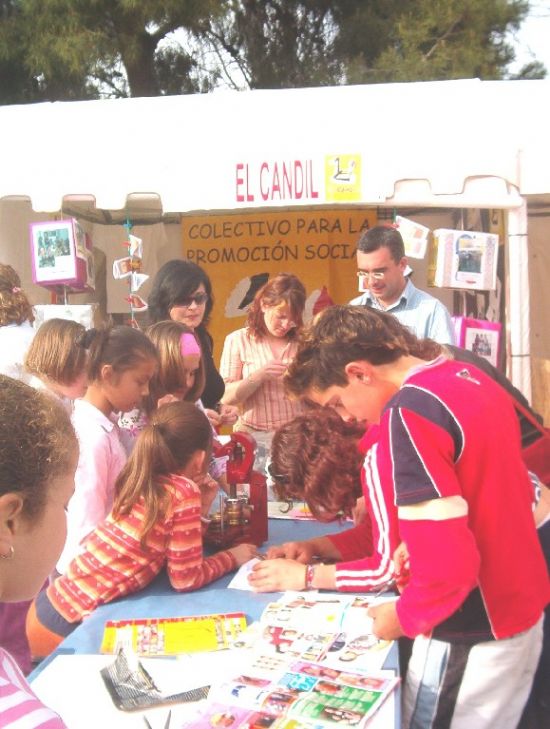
180,332,201,357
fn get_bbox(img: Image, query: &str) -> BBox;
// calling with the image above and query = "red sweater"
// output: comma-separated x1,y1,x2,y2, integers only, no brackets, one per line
331,359,550,642
48,473,236,623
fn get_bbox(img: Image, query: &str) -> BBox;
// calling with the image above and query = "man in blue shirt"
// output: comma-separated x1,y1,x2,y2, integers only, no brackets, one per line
350,225,455,344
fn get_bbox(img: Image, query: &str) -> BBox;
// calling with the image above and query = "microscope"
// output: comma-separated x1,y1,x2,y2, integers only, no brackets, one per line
204,432,268,548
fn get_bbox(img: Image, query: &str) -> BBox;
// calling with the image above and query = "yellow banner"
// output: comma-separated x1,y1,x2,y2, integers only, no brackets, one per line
182,209,377,360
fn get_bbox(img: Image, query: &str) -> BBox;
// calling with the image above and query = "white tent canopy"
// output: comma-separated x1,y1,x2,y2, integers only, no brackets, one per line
2,77,549,398
2,78,543,215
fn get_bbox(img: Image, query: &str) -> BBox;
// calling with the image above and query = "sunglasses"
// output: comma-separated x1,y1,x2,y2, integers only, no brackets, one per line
174,293,209,308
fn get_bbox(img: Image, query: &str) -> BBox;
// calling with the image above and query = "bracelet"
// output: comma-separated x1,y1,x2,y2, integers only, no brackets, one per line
304,563,316,591
200,515,212,524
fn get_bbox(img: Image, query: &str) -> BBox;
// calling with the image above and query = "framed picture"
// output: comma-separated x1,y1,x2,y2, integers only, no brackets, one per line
453,316,502,368
29,219,95,292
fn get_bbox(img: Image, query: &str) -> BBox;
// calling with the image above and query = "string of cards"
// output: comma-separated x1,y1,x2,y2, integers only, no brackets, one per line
112,227,149,325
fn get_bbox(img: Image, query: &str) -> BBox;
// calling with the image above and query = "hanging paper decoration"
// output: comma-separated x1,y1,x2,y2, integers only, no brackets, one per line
112,220,149,327
394,215,430,259
124,294,148,311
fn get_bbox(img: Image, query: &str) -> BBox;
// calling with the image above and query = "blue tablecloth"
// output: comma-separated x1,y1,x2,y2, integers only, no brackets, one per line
30,518,399,681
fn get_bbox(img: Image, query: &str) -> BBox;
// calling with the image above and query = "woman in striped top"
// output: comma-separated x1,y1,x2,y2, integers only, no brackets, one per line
0,375,78,727
220,273,306,475
27,400,256,659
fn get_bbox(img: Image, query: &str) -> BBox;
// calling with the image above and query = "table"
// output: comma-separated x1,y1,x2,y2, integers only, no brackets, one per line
32,519,348,672
30,518,400,727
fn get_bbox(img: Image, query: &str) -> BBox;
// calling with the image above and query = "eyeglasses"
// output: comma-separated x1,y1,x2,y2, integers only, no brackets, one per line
175,293,209,308
356,270,385,281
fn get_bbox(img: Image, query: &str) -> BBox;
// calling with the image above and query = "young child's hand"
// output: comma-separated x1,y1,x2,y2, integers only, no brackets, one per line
203,408,222,428
228,542,258,566
367,601,404,640
266,541,315,563
196,474,220,516
392,541,410,592
248,558,307,592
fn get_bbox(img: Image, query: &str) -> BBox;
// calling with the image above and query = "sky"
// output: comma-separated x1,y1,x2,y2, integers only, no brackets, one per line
507,1,550,75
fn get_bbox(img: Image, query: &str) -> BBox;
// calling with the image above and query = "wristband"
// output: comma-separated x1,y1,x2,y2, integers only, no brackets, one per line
304,563,316,590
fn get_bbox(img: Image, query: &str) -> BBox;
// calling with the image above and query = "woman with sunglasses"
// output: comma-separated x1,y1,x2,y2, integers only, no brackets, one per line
219,273,306,475
148,260,236,427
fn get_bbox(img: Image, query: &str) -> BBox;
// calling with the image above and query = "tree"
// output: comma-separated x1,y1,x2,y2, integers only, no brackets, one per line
1,0,221,101
336,0,538,83
200,0,537,88
197,0,345,89
0,0,543,105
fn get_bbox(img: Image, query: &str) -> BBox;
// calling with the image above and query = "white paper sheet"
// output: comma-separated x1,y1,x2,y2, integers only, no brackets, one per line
30,651,251,729
226,557,261,590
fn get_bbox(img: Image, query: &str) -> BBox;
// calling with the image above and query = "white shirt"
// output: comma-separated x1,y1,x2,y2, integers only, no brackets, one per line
57,399,127,573
28,374,74,414
0,321,35,382
350,279,455,345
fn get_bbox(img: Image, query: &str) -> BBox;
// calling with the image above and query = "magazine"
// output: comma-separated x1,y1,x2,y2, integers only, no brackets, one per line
100,612,248,656
232,592,395,675
181,653,399,728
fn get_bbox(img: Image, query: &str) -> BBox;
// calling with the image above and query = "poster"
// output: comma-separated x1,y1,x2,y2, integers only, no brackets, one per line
452,316,502,368
30,220,77,284
181,209,377,355
430,228,499,291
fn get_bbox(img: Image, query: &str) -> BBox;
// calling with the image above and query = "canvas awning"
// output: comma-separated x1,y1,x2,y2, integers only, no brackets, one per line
2,77,550,400
2,78,541,218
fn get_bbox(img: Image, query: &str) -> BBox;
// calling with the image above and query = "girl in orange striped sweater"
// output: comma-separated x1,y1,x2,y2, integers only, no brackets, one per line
27,400,256,658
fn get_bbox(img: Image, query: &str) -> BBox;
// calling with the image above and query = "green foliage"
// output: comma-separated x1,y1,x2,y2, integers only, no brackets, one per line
0,0,543,105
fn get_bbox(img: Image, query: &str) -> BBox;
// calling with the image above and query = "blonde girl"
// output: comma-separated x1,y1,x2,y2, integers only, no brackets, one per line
57,325,158,574
27,401,256,656
145,319,239,431
0,375,77,726
146,320,205,411
144,320,233,489
0,263,35,382
1,318,89,675
25,318,89,410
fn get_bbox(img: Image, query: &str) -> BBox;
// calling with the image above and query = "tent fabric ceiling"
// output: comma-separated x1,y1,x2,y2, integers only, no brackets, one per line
1,78,547,217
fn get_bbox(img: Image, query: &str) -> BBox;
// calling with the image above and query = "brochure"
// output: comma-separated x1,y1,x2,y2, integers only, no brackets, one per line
100,612,248,656
181,653,399,728
233,592,394,675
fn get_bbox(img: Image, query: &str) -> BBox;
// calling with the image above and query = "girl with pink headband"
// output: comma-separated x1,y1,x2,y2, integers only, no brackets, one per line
119,321,205,447
119,320,229,486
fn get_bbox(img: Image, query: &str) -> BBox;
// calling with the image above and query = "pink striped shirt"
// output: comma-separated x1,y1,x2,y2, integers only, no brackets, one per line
219,327,302,431
48,474,236,624
0,647,66,727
